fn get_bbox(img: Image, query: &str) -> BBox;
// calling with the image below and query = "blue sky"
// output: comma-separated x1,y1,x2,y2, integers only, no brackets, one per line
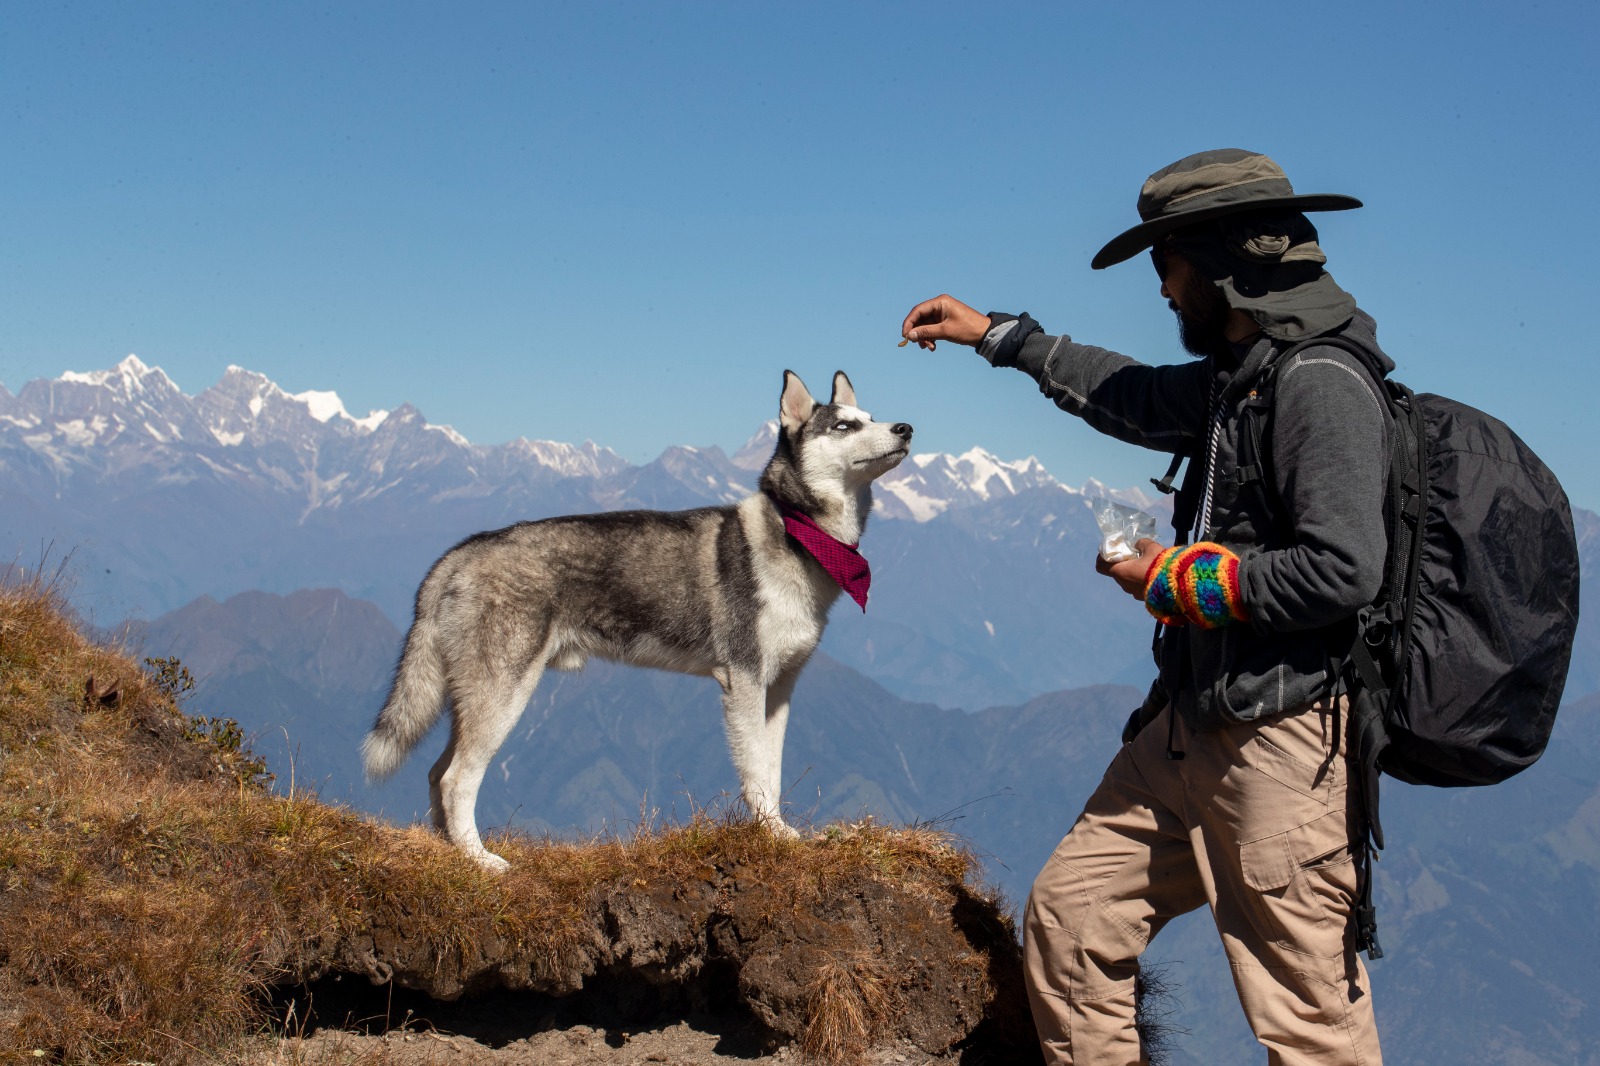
4,1,1598,507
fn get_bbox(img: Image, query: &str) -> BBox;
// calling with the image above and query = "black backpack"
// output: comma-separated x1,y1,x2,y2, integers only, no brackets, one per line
1234,335,1581,959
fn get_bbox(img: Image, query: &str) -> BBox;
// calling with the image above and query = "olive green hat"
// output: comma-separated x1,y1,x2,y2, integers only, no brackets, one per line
1091,148,1362,270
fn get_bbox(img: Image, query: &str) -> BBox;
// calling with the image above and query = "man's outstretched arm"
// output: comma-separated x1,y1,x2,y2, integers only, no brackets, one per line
901,293,1209,453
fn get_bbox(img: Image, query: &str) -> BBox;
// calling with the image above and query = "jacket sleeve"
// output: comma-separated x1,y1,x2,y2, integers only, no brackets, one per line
1236,347,1390,631
1000,331,1212,454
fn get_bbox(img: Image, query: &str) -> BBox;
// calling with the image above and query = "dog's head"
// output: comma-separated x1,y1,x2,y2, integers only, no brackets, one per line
769,370,911,500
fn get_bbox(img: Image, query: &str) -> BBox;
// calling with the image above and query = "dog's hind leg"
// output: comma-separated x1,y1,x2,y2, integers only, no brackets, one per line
437,658,546,872
721,671,797,837
426,730,456,833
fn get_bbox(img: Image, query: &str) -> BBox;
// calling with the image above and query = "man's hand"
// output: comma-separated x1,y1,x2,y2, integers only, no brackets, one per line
901,294,990,350
1096,538,1167,601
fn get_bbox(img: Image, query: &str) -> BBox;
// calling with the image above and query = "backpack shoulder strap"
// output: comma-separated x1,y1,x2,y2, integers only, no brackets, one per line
1233,335,1349,537
1235,333,1401,520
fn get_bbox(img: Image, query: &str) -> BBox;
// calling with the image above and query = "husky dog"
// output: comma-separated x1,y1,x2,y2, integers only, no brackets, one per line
362,370,911,870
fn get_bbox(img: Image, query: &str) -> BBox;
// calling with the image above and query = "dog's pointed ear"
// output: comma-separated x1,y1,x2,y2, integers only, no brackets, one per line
779,370,816,433
830,371,857,409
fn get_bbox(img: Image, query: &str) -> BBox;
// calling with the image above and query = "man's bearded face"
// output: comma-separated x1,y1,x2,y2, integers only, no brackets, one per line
1170,262,1234,359
1154,243,1235,359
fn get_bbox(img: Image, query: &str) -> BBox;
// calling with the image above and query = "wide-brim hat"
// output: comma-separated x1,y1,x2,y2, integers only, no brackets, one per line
1091,148,1362,270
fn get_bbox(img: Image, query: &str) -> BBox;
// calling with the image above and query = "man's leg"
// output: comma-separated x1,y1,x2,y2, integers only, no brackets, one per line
1024,706,1207,1065
1184,697,1384,1066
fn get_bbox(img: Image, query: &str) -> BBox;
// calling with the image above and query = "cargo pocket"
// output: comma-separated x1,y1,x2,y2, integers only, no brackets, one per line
1239,808,1355,960
1248,733,1334,803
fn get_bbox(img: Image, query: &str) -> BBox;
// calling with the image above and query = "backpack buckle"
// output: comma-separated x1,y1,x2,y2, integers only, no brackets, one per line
1356,605,1390,649
1150,453,1185,495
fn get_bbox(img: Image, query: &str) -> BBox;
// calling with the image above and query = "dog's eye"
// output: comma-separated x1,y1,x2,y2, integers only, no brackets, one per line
833,420,857,433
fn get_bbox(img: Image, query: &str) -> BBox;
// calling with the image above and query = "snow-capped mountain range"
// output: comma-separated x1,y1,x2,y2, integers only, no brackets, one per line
1,355,629,510
0,356,1168,709
0,354,1156,522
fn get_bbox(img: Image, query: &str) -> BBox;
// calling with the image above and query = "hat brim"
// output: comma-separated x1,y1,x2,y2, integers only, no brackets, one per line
1090,193,1363,270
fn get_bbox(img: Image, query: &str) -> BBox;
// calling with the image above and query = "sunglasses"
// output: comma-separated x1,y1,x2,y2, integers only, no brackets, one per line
1149,241,1170,280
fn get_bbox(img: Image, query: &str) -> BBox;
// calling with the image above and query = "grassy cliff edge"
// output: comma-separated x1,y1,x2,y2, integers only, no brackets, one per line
0,579,1035,1064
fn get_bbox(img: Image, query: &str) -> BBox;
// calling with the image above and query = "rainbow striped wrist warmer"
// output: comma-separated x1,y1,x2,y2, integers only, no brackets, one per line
1143,542,1249,629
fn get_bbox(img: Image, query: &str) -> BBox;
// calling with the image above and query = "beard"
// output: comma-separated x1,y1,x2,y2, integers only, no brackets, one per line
1171,274,1235,359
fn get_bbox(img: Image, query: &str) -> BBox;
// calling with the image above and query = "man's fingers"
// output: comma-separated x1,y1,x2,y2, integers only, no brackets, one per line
901,295,949,337
906,322,953,344
901,294,968,341
901,293,992,350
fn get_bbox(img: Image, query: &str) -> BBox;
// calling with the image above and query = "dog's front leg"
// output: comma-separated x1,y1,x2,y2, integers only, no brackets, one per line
762,664,804,828
721,670,794,836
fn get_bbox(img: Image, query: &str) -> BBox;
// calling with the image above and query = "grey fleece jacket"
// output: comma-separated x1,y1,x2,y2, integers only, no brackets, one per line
991,309,1394,730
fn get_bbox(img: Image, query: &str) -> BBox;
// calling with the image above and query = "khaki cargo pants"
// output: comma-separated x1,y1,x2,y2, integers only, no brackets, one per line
1023,697,1382,1065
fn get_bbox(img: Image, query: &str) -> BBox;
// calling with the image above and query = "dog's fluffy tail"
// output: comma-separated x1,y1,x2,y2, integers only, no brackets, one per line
363,613,448,782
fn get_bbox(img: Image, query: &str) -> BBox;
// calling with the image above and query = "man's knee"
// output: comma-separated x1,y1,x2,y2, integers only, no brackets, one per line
1026,855,1102,952
1025,860,1145,998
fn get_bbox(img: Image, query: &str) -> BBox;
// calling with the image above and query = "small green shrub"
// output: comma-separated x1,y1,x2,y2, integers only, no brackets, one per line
145,656,273,792
143,656,195,703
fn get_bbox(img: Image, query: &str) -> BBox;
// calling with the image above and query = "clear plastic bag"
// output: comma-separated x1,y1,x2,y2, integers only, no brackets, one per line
1090,498,1158,563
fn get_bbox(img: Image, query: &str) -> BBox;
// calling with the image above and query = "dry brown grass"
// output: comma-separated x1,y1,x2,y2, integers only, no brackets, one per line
801,950,896,1062
0,576,997,1065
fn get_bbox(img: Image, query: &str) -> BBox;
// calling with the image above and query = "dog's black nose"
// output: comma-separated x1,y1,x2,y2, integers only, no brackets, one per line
891,422,913,438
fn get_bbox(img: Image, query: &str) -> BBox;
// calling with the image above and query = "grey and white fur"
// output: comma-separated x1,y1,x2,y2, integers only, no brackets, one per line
362,370,911,870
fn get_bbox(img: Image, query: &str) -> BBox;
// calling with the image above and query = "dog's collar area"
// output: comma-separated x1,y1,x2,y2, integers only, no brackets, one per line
764,493,871,611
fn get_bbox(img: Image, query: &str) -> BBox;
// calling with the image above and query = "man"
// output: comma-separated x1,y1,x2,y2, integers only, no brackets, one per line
901,149,1388,1064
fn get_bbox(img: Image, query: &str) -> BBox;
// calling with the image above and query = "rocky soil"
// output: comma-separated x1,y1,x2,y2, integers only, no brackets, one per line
247,1018,965,1065
244,837,1037,1064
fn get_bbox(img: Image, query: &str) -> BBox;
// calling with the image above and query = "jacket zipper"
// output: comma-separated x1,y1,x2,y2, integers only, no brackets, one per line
1195,381,1223,541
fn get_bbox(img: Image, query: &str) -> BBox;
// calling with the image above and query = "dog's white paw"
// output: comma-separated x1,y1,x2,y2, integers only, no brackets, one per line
471,849,511,874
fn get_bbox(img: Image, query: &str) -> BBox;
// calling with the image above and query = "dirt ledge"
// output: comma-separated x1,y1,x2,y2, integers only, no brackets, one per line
278,833,1038,1063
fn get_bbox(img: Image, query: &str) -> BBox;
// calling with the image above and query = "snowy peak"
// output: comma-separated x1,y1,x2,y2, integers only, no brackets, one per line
878,447,1069,521
58,354,180,401
655,445,749,497
505,437,629,479
199,366,388,445
380,402,424,427
732,421,778,471
6,354,200,460
944,448,1055,500
49,354,186,419
287,386,387,430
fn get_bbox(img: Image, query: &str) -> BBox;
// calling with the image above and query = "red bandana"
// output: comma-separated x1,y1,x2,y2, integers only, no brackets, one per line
771,498,871,611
